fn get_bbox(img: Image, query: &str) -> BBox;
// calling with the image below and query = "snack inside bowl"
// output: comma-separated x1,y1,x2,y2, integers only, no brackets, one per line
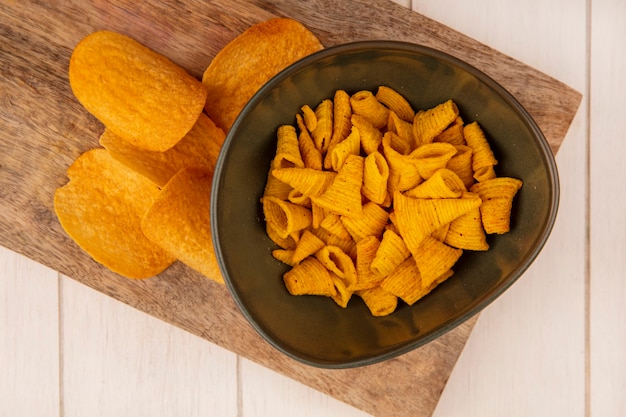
211,41,559,368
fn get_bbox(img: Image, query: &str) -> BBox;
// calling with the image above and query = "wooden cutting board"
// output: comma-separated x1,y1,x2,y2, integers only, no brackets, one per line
0,1,581,416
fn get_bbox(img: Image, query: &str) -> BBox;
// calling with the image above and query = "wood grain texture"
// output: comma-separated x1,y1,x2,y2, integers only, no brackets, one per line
0,1,580,416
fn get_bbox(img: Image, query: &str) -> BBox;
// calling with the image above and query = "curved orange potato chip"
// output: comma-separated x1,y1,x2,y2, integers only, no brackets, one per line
69,30,207,152
141,168,224,284
54,149,175,279
202,18,323,131
100,113,225,187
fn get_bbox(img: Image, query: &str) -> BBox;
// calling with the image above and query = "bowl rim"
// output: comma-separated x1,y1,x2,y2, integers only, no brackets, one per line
211,40,560,368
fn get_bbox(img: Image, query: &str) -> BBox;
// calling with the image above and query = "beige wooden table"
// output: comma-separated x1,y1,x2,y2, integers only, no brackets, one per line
1,0,623,416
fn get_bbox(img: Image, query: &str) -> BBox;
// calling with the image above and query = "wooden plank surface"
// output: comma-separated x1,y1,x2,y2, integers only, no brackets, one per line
416,1,589,416
0,246,60,417
589,1,626,416
61,276,240,417
0,1,581,416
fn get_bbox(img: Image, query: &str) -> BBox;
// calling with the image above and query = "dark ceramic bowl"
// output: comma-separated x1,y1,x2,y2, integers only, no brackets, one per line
211,41,559,369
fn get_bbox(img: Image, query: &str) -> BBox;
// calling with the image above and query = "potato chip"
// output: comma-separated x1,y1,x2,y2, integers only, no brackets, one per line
54,149,175,279
100,113,225,187
350,90,389,129
69,30,207,152
283,257,337,297
202,18,323,131
141,168,224,283
357,286,398,317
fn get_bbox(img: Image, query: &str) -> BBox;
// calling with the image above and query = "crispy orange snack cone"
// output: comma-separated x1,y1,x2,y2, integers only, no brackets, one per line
340,201,389,242
379,257,425,306
376,86,415,123
292,230,326,264
312,155,364,218
370,229,411,277
274,125,305,169
272,167,336,198
412,99,459,146
464,121,499,182
356,286,398,317
262,196,312,239
471,177,523,234
283,257,337,297
393,191,482,253
323,89,353,169
354,235,384,291
405,168,466,199
412,236,462,286
350,90,389,130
